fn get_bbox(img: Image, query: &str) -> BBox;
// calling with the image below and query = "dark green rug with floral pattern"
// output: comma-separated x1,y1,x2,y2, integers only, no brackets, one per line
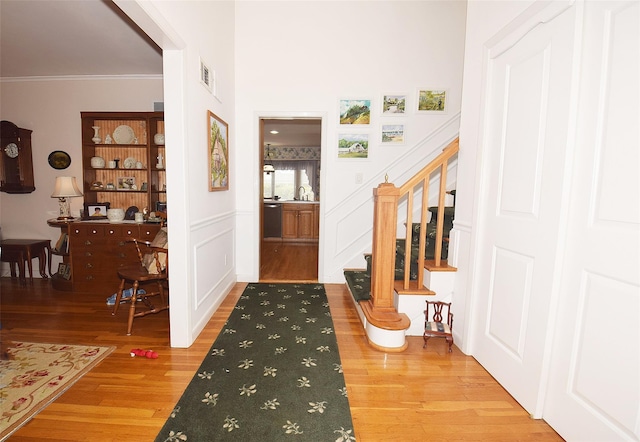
155,283,356,441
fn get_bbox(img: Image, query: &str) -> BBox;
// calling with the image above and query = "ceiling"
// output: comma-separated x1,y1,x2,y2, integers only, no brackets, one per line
0,0,321,148
0,0,163,78
263,119,321,148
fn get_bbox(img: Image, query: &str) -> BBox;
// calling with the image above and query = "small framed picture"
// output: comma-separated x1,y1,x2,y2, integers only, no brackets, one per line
83,202,110,219
381,123,405,145
156,201,167,213
117,176,137,190
416,89,447,113
62,264,72,280
339,98,371,125
57,263,67,276
338,133,369,159
382,94,407,115
208,110,230,191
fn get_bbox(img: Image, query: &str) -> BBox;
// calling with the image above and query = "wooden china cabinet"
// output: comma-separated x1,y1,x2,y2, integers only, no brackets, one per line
80,111,166,212
50,112,167,293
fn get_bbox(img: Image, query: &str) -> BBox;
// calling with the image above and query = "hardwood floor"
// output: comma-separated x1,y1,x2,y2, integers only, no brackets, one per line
0,277,561,441
260,240,318,282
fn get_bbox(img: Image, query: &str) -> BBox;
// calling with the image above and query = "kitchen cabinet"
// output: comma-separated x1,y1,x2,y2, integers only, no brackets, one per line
282,203,318,242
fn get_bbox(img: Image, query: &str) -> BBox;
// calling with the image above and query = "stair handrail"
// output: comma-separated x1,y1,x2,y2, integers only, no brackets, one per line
369,139,459,315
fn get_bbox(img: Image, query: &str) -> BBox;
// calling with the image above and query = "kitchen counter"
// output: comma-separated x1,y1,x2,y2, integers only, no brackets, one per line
264,199,319,205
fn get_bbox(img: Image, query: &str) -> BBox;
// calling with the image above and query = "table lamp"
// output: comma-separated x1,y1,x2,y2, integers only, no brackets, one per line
51,176,83,220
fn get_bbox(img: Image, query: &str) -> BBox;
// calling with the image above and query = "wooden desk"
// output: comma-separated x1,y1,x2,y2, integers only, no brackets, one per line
47,219,161,293
0,239,51,284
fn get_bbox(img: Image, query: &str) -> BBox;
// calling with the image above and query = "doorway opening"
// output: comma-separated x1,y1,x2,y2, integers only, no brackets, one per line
259,118,322,282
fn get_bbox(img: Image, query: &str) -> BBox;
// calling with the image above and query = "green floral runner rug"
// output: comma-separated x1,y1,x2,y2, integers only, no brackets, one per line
155,283,356,441
0,342,115,440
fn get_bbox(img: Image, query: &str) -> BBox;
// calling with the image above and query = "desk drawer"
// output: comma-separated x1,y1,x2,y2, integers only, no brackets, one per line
67,221,162,294
105,225,137,238
139,225,161,240
70,224,106,238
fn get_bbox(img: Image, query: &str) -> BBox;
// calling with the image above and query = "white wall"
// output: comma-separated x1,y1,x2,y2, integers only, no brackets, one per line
234,0,467,282
0,78,163,274
118,0,237,347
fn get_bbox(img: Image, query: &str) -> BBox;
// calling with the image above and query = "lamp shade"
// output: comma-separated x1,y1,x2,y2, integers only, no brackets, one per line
51,176,83,198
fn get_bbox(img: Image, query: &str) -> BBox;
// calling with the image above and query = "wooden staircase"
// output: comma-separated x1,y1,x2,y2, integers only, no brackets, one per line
344,138,459,351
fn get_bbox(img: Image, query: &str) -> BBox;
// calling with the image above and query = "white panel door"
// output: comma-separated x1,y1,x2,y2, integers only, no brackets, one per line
543,1,640,440
470,3,577,415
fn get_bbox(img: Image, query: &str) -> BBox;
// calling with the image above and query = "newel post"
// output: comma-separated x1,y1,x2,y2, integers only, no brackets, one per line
370,181,398,310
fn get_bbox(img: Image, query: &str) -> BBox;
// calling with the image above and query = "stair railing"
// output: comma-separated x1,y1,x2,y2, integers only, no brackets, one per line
367,139,459,324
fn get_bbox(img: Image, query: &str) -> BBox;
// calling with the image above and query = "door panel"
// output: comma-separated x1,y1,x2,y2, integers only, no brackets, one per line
471,3,577,415
543,1,639,440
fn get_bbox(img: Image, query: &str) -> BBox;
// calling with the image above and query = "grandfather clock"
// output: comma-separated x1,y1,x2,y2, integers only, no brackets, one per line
0,120,35,193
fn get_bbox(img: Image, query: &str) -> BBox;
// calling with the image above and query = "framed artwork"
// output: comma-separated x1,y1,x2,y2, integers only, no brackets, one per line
381,123,405,145
208,110,229,191
57,263,68,277
338,133,369,159
156,201,167,213
47,150,71,169
62,264,72,280
200,57,213,93
339,99,371,125
83,202,110,219
117,176,136,190
416,89,447,113
381,94,406,115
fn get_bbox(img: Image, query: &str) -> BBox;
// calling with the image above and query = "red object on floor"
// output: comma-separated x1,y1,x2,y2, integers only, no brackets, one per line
130,348,158,358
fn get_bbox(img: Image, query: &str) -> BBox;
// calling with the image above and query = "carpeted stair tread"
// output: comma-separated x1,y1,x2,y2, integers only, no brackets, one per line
343,269,371,302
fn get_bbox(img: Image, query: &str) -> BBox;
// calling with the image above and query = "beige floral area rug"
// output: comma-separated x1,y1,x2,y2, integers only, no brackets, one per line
0,342,115,440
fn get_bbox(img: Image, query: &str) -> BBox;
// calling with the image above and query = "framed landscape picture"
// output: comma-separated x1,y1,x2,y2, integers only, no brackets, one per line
208,110,229,191
338,133,369,159
339,99,371,125
382,94,406,115
416,89,447,113
381,123,405,145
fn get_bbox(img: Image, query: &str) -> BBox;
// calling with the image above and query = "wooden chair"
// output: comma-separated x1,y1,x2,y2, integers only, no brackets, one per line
112,217,168,335
423,301,454,352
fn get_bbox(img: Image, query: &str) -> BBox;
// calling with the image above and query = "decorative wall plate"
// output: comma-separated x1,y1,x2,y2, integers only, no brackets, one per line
48,150,71,169
113,125,135,144
123,157,137,169
125,206,139,220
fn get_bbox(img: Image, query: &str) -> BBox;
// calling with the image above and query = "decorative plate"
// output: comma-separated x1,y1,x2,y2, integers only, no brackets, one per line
123,157,137,169
48,150,71,169
125,206,139,220
113,125,135,144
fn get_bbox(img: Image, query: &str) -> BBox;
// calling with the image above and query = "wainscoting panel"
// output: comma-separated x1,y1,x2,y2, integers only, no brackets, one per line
193,227,234,309
190,212,236,334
